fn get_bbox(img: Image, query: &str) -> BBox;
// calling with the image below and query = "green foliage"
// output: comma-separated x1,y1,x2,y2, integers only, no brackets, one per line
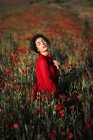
0,32,93,140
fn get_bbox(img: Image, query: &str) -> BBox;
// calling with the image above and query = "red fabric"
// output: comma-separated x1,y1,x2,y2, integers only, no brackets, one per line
33,54,59,97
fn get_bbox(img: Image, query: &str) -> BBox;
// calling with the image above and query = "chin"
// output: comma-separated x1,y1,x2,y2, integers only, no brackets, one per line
43,48,48,51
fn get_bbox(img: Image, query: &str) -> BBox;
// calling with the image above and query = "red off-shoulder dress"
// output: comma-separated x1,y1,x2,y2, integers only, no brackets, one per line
33,53,59,97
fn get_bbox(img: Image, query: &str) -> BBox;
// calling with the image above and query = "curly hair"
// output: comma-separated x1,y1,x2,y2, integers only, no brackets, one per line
30,34,51,53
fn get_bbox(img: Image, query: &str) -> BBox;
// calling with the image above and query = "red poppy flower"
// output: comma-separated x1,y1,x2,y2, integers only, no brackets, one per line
41,95,45,102
49,130,56,138
0,84,4,89
59,109,65,117
85,122,91,129
41,109,45,114
68,132,74,139
61,130,66,135
13,122,19,129
4,70,10,75
34,109,40,115
70,104,76,110
78,93,83,99
18,46,27,53
21,69,27,74
54,103,62,110
29,94,36,101
5,123,9,128
16,84,21,89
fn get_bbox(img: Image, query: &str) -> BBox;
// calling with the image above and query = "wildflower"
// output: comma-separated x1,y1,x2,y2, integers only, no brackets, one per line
59,109,65,117
29,94,35,101
41,109,45,114
4,70,10,75
0,84,4,89
8,82,14,88
30,82,34,86
16,84,21,89
2,78,8,83
34,109,40,115
49,130,56,138
41,95,45,102
68,132,74,139
61,130,66,136
70,104,76,110
63,63,68,68
60,96,67,102
21,69,27,74
5,123,9,128
18,46,27,53
11,50,17,58
23,58,29,62
13,122,19,129
85,122,91,129
78,93,83,99
54,103,62,110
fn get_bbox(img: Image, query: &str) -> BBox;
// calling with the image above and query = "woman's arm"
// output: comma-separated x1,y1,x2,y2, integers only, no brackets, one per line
38,59,59,96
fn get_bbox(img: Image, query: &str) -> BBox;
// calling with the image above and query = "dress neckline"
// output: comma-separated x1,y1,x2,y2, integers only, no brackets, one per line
40,53,52,58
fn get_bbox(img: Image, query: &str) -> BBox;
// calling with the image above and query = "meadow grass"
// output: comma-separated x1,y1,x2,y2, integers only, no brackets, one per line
0,2,93,139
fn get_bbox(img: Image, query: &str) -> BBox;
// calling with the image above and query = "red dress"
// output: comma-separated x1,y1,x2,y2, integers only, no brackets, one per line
33,53,59,97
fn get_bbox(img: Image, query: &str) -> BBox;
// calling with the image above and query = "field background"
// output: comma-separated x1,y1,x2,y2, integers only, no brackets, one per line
0,0,93,140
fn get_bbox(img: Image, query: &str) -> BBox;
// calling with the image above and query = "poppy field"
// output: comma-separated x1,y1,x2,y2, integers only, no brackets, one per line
0,3,93,140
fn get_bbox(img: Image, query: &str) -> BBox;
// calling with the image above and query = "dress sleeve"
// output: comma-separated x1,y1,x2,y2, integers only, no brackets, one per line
38,59,59,96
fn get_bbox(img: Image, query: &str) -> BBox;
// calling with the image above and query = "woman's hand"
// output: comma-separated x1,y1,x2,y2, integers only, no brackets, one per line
53,60,60,71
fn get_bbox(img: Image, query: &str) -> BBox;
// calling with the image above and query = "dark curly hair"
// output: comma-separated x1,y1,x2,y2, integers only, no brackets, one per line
30,34,51,53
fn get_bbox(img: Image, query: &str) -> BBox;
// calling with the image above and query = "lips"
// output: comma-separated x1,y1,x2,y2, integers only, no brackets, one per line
43,46,47,48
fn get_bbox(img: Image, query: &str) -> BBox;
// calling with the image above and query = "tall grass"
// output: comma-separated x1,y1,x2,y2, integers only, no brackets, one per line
0,31,93,140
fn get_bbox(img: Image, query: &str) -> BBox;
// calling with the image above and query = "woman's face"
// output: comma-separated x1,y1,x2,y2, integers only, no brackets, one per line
35,37,48,53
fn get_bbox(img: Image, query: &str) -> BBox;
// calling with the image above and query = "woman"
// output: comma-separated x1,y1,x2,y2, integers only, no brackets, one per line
30,34,60,98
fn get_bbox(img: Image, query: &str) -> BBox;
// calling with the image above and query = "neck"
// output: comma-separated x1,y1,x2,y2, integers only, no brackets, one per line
41,51,49,56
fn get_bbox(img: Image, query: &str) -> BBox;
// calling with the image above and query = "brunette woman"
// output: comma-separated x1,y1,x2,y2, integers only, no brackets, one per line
30,34,60,98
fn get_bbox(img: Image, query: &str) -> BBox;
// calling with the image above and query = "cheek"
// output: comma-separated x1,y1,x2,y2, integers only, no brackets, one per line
36,46,42,52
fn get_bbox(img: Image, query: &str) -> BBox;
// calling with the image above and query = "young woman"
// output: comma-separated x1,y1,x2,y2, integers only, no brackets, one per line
30,34,60,98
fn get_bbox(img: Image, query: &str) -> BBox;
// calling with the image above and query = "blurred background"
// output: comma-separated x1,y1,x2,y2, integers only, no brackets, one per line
0,0,93,23
0,1,93,140
0,0,93,39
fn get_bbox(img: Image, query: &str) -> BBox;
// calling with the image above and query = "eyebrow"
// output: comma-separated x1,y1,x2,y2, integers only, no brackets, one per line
36,39,45,44
36,42,40,45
